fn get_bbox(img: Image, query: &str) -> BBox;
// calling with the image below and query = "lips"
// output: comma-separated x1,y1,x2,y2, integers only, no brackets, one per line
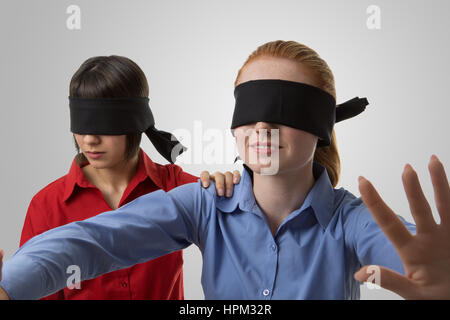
249,142,280,149
249,142,281,157
86,151,105,159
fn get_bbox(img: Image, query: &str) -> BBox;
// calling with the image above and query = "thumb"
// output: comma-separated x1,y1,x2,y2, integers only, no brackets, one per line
354,265,416,299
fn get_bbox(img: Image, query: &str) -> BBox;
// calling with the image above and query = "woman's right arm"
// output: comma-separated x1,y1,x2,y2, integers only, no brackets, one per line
0,180,213,300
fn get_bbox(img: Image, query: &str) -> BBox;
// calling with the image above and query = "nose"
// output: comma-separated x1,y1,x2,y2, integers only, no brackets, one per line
255,121,272,129
82,135,101,144
254,122,277,134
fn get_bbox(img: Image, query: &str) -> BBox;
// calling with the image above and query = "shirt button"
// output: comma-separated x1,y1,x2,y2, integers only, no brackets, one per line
121,282,128,288
271,244,277,252
262,289,270,296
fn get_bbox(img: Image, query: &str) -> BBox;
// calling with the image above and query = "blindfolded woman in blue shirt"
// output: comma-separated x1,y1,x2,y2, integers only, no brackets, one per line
1,40,449,300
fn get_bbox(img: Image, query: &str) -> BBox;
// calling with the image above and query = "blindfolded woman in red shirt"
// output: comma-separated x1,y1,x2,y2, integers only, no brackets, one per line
19,55,239,300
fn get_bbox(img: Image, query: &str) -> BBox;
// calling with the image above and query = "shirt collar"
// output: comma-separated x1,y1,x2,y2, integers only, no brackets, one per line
63,148,165,202
216,161,336,229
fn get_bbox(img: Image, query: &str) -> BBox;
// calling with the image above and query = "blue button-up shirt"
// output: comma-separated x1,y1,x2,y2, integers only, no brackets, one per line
1,162,416,299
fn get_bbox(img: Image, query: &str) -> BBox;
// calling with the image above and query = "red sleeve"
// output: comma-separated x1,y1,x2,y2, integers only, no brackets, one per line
20,198,65,300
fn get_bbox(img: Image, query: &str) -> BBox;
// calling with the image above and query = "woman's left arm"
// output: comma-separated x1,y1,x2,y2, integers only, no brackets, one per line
354,155,450,299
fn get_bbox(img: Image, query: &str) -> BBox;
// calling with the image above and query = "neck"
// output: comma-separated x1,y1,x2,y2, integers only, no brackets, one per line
252,160,316,235
83,154,139,192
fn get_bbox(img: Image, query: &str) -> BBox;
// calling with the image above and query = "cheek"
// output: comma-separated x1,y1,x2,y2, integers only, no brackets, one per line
74,135,83,147
102,136,127,152
281,128,317,152
234,132,247,155
233,127,251,148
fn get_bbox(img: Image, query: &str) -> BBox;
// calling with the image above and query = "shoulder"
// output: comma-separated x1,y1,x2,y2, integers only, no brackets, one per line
155,163,198,186
167,178,218,203
24,174,70,231
336,188,365,211
333,187,370,226
161,178,224,223
29,174,69,207
335,186,416,237
326,187,375,248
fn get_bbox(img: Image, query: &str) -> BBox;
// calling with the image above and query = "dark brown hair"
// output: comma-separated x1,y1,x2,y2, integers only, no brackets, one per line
70,55,148,163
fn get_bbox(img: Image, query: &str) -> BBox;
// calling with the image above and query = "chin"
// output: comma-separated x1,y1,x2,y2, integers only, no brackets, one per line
89,164,108,170
87,159,109,168
244,161,282,176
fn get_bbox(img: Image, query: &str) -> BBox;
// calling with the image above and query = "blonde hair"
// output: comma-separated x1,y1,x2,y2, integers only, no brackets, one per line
234,40,341,187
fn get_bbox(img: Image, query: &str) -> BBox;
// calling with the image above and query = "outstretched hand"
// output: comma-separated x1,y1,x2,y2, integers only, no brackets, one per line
354,155,450,299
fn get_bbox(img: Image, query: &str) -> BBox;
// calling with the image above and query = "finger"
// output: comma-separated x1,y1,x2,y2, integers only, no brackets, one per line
233,170,241,184
359,176,414,249
199,171,211,188
428,155,450,226
224,171,234,197
213,171,225,196
402,163,436,233
354,265,417,299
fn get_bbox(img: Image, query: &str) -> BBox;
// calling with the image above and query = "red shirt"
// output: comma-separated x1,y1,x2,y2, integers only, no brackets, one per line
20,148,198,300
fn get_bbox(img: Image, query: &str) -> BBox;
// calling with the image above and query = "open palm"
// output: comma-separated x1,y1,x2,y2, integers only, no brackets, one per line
355,154,450,299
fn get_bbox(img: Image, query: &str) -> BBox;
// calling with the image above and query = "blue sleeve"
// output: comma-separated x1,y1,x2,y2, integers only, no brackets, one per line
0,180,213,300
346,198,417,275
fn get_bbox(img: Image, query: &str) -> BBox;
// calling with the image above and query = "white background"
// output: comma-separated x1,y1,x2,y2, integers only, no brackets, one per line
0,0,449,299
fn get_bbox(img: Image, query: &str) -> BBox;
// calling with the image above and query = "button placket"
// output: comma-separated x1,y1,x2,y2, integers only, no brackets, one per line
261,241,278,299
